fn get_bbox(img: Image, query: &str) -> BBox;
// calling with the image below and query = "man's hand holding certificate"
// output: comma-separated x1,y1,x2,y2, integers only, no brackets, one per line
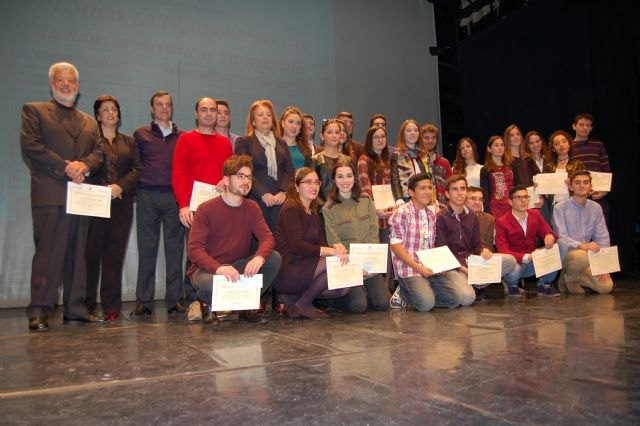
66,182,112,218
416,246,461,274
531,244,562,278
588,246,620,275
211,274,263,311
467,255,502,285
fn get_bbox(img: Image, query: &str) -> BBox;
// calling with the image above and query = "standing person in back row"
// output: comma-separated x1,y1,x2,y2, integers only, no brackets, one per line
133,91,185,316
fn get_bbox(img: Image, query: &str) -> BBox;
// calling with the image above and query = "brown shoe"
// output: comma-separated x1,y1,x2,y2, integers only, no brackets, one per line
238,310,268,324
199,300,220,326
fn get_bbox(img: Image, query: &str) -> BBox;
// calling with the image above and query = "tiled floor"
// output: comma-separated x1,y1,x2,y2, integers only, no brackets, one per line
1,281,639,425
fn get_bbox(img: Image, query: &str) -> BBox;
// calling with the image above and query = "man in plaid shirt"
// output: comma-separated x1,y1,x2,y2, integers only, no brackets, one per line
388,173,476,311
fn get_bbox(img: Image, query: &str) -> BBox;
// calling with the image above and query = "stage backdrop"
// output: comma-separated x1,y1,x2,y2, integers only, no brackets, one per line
1,0,439,307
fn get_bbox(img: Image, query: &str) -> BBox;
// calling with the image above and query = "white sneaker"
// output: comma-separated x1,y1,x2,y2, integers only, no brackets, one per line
187,301,202,321
389,286,406,309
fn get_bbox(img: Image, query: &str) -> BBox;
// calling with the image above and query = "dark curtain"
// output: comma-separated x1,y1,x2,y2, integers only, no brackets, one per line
458,0,640,273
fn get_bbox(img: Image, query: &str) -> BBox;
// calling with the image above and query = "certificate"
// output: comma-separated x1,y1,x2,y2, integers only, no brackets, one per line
416,246,461,274
326,256,364,290
467,255,502,285
531,244,562,278
66,182,111,218
371,185,396,210
526,186,538,209
588,246,620,275
211,274,263,311
534,172,569,195
589,172,612,192
350,243,388,273
189,180,221,212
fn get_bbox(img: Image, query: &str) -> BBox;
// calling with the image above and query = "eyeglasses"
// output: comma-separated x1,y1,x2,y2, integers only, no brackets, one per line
299,179,322,186
511,195,530,201
234,172,255,182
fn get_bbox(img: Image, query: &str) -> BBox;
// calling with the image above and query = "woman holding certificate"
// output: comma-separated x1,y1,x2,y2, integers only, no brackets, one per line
85,95,142,321
323,159,389,311
274,167,367,320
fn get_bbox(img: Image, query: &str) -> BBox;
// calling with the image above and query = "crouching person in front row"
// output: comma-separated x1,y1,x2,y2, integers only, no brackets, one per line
187,155,282,325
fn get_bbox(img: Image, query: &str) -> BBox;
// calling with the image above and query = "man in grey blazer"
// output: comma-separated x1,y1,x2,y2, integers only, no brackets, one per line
20,62,104,331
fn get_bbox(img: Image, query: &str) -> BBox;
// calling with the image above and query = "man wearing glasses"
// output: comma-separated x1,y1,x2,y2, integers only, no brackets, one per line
187,155,281,325
496,185,560,297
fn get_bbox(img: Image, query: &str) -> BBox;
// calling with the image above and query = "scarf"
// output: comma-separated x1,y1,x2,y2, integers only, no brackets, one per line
255,130,278,180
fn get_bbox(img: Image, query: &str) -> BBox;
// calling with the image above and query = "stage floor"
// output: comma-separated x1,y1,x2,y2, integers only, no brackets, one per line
1,281,639,425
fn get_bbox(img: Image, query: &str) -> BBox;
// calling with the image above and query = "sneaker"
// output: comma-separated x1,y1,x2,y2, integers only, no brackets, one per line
507,286,522,297
538,284,560,297
187,300,202,321
389,286,406,309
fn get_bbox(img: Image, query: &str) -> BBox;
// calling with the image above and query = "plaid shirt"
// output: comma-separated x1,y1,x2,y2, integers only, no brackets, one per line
388,200,436,278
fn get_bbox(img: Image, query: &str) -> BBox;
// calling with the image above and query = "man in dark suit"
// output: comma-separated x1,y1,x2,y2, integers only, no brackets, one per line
20,62,104,331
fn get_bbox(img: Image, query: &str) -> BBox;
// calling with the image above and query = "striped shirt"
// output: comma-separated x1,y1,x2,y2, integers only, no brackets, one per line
572,139,610,172
388,200,436,278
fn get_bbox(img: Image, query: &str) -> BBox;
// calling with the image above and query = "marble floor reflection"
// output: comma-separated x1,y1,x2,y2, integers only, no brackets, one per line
1,280,640,425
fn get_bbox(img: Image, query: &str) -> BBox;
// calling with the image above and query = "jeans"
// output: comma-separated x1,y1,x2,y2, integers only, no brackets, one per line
398,269,475,312
503,261,558,288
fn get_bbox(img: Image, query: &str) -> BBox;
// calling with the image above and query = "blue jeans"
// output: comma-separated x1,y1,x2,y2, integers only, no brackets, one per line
503,261,558,288
398,270,475,312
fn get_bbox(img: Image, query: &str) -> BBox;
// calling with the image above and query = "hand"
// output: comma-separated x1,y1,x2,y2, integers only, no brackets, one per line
578,241,600,252
543,233,555,248
65,160,88,181
215,265,241,282
262,193,276,207
590,191,606,200
375,208,387,219
109,184,123,199
215,179,225,193
480,248,493,260
332,243,347,256
179,207,193,228
273,192,286,205
337,252,350,265
459,266,469,275
243,256,265,277
362,269,370,277
417,264,434,278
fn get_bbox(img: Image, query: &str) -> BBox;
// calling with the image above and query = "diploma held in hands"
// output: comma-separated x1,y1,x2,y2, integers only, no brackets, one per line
534,172,569,196
349,243,389,273
526,186,538,209
588,246,620,275
371,184,396,210
211,274,263,311
531,244,562,278
467,255,502,285
589,172,612,192
66,182,111,218
190,180,221,212
416,246,461,274
326,256,364,290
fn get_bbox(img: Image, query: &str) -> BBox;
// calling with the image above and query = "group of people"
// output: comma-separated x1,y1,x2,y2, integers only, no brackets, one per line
20,61,615,332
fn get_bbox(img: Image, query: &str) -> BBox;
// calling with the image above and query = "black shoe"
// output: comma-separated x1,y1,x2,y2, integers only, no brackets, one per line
63,314,105,324
130,304,152,316
167,302,186,314
29,317,49,332
238,310,268,324
199,299,220,326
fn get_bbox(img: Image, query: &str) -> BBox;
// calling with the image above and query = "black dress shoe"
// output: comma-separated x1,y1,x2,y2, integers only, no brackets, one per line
167,302,186,314
199,299,220,326
29,317,49,332
130,304,152,316
63,314,105,324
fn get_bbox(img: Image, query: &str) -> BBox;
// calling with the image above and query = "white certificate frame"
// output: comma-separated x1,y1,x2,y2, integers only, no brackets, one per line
371,184,396,210
589,172,612,192
534,172,569,196
531,244,562,278
349,243,389,274
416,246,461,274
588,246,620,275
66,182,111,218
326,256,364,290
189,180,221,212
211,274,263,311
467,255,502,285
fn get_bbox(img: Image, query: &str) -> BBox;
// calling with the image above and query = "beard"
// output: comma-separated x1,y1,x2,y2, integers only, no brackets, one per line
228,184,250,197
52,88,78,107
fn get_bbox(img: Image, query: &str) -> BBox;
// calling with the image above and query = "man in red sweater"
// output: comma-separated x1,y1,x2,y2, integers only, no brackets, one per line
187,155,281,325
496,185,560,297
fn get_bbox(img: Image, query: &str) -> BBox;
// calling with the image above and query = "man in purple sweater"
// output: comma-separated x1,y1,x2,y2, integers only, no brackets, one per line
187,155,281,325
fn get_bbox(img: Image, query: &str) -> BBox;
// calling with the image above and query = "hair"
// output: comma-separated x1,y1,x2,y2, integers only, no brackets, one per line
408,172,432,192
279,106,311,159
336,119,352,156
93,95,121,126
302,113,315,123
573,113,594,124
484,135,510,171
569,169,591,184
363,126,390,181
287,167,319,212
216,99,230,110
150,90,172,107
524,130,549,160
452,137,478,175
223,154,253,176
336,111,353,120
549,130,575,163
504,124,527,161
467,186,483,196
420,123,439,136
396,119,426,155
245,99,280,137
48,62,79,82
369,113,386,128
195,97,216,111
508,184,528,199
328,158,360,204
445,174,468,191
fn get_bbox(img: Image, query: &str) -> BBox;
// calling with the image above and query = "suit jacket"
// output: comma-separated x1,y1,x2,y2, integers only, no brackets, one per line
476,211,496,250
495,208,556,263
20,100,102,207
234,135,293,199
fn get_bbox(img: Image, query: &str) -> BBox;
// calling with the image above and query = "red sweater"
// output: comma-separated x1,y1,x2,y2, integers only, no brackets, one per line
172,130,232,208
495,209,556,263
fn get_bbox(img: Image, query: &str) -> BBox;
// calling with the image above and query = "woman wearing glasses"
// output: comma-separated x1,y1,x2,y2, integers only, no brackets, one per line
274,167,367,320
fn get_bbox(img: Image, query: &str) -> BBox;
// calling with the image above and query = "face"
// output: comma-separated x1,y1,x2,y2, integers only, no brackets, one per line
97,101,119,128
569,174,592,197
465,191,484,213
252,105,274,134
303,117,315,136
321,122,341,148
552,135,570,156
509,190,530,213
226,166,253,197
460,140,474,161
216,104,231,128
372,118,386,129
297,172,321,203
422,131,438,152
339,116,353,135
404,123,420,147
195,98,218,128
151,94,173,123
282,113,302,139
573,118,593,139
527,134,543,155
50,69,79,106
334,166,355,196
408,179,433,209
488,138,505,158
508,128,522,147
372,128,387,154
338,123,348,144
445,179,468,207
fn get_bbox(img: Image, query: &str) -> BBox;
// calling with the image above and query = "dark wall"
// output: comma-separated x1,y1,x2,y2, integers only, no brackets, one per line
457,0,640,272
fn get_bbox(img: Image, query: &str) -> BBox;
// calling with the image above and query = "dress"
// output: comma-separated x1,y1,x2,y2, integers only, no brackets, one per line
480,165,514,218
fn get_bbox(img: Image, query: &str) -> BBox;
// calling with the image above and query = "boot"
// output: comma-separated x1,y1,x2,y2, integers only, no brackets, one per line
199,299,220,325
